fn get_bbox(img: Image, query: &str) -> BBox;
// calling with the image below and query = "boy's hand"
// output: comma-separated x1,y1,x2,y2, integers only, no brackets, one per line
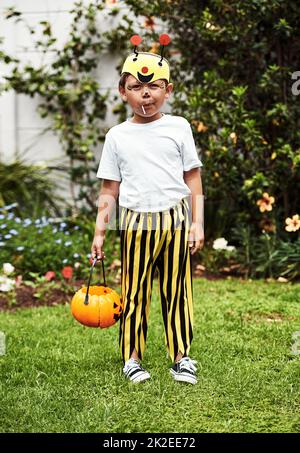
188,222,204,255
91,234,106,261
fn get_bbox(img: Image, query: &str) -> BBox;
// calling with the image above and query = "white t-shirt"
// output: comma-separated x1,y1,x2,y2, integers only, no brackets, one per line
96,113,203,212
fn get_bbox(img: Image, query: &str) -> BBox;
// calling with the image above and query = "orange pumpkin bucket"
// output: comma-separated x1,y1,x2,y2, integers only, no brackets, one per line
71,257,123,328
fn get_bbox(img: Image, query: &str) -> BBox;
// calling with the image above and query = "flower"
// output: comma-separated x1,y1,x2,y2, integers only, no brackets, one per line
144,16,156,30
197,121,208,133
44,271,55,282
9,229,18,235
285,214,300,232
226,246,236,252
213,238,228,250
105,0,118,6
277,276,288,283
205,22,218,31
3,263,15,275
229,132,237,144
256,192,275,212
74,262,81,269
16,246,24,251
0,283,13,292
61,266,73,279
213,238,235,252
15,275,23,288
64,241,72,246
45,271,56,281
0,276,15,292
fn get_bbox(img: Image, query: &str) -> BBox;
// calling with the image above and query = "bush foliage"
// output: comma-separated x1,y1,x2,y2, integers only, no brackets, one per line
1,0,300,281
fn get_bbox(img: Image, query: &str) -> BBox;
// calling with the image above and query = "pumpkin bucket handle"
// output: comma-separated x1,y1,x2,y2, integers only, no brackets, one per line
84,257,106,305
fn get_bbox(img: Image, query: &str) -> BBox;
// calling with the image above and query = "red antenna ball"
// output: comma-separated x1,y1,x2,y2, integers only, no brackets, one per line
159,34,171,46
130,35,142,46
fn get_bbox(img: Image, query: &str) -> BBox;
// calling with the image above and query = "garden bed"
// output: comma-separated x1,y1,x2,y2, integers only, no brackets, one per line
0,280,84,311
0,262,232,312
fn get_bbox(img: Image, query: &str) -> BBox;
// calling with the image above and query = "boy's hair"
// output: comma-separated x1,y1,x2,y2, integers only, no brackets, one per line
119,72,169,90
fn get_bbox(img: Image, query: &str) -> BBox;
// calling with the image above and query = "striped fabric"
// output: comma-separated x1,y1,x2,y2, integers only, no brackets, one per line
118,197,194,363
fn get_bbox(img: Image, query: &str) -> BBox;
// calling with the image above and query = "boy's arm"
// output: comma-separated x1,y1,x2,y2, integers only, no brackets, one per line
183,168,204,254
91,179,120,260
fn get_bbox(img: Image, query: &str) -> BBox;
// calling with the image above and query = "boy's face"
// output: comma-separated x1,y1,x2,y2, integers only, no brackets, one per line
119,75,173,119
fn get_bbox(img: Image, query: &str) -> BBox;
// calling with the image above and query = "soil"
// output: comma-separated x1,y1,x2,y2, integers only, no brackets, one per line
0,280,84,312
0,259,241,312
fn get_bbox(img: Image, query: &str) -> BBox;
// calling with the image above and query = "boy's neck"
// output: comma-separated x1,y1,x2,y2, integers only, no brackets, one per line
130,111,163,124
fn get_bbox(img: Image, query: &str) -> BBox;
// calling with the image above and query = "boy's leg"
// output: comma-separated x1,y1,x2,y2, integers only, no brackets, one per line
119,207,167,364
156,197,194,363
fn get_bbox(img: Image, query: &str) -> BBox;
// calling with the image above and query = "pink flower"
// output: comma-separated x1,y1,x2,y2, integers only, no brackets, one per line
15,275,23,288
45,271,56,281
61,266,73,279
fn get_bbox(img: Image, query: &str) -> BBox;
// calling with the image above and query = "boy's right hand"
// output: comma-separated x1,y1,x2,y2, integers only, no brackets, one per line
91,234,106,261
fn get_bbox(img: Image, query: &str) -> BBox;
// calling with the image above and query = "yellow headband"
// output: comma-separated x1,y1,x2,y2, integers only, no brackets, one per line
121,34,171,83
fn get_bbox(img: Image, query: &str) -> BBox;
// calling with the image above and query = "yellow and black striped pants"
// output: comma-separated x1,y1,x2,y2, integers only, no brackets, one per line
118,197,194,363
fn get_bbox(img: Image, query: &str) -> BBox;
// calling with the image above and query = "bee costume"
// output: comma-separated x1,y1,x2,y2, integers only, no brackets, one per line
97,34,203,364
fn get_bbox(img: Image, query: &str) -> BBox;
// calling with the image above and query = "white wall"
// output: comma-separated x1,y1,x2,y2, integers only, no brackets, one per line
0,0,172,204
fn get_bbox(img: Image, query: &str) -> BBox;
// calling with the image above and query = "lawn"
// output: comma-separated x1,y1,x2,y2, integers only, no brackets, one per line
0,278,300,433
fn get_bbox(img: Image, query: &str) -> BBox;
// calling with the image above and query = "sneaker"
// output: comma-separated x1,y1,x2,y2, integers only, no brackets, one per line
123,358,151,383
170,357,197,385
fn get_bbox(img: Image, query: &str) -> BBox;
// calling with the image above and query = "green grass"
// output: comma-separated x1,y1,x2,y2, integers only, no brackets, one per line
1,278,300,433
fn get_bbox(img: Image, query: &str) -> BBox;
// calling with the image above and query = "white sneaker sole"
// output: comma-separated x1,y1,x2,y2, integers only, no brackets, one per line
170,369,197,385
126,371,151,383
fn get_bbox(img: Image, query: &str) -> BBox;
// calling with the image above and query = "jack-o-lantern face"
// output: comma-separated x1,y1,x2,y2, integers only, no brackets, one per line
71,285,123,328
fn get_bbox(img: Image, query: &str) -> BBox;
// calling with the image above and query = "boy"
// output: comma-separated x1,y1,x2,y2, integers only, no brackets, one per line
91,34,204,385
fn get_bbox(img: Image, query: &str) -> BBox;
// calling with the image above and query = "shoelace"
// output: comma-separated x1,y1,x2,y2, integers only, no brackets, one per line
123,359,144,375
179,357,197,373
